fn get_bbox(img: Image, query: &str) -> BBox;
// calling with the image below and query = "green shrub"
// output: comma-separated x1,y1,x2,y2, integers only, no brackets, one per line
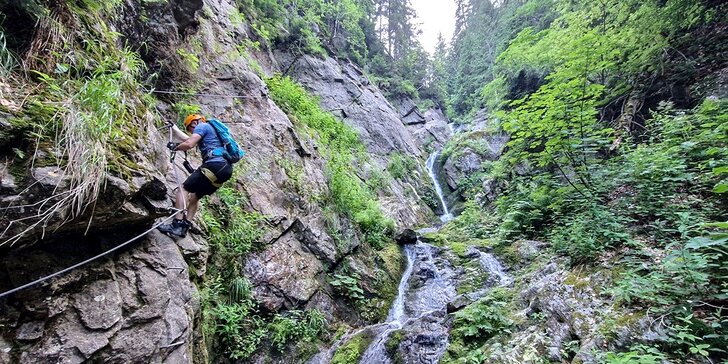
354,202,395,249
443,288,514,364
4,15,155,245
201,184,264,257
451,288,514,342
177,47,200,71
550,202,631,263
387,152,417,180
269,310,327,352
496,174,566,240
329,272,365,301
203,271,328,360
266,75,394,248
601,345,667,364
441,200,496,241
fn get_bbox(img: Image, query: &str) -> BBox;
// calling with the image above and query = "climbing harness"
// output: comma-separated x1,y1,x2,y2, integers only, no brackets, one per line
0,209,184,299
200,168,223,188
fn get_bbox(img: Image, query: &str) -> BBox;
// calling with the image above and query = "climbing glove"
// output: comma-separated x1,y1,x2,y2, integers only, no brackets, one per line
167,142,180,151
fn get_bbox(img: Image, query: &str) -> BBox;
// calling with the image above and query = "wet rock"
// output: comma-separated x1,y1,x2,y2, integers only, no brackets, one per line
464,246,483,258
171,0,203,33
395,229,418,245
405,244,458,318
397,310,451,364
446,295,472,313
15,321,44,341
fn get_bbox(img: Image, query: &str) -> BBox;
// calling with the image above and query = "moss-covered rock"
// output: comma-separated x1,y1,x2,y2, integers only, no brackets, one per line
384,329,405,364
331,330,375,364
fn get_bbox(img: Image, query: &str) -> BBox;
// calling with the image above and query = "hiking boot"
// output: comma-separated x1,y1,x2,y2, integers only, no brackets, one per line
157,218,192,238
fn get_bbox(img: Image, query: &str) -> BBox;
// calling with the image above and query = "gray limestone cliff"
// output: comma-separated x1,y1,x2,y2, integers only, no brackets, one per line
0,0,445,362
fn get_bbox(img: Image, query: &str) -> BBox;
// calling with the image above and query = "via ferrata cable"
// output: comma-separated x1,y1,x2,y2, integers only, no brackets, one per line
0,210,183,299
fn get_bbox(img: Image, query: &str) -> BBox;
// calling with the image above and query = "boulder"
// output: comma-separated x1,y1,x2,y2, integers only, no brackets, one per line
395,229,418,245
446,295,472,313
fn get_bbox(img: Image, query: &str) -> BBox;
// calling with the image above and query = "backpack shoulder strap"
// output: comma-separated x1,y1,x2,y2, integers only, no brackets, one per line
207,120,226,145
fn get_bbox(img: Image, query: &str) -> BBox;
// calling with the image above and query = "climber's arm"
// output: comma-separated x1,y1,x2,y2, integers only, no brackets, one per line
175,134,202,152
170,125,190,141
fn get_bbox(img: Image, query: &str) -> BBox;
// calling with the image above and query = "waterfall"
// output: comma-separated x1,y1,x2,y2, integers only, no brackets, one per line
309,122,516,364
385,245,417,323
357,245,417,363
425,151,453,222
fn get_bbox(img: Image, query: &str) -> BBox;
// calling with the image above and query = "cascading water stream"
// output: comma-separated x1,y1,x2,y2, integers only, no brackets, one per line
310,123,513,364
478,251,514,286
425,152,453,223
357,245,417,363
356,143,461,363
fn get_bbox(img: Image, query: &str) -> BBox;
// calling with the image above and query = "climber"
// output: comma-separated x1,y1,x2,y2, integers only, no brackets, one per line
157,114,234,238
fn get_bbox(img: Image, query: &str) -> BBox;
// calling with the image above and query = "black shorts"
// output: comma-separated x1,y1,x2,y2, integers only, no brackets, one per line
183,161,233,198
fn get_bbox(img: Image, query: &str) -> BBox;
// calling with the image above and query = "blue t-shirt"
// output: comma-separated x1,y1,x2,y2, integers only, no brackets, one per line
193,123,226,163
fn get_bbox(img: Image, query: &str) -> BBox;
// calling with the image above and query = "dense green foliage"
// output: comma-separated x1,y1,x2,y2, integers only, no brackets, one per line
442,288,516,364
387,152,417,181
438,0,727,362
445,0,557,120
0,0,157,245
200,183,328,360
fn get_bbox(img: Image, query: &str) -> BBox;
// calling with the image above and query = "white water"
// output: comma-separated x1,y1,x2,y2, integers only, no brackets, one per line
425,152,453,222
478,251,513,286
386,245,417,322
357,245,417,363
311,125,516,363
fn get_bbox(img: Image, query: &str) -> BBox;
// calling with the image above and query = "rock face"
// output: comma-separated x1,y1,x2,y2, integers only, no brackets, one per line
473,245,669,364
282,54,421,157
395,229,418,245
0,232,199,364
0,0,438,363
280,53,434,227
439,109,509,205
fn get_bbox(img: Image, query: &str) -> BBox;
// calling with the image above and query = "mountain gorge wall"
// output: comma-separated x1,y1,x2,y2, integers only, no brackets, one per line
0,0,448,362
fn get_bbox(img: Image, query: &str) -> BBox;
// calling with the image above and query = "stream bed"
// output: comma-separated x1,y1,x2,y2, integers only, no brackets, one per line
309,149,512,364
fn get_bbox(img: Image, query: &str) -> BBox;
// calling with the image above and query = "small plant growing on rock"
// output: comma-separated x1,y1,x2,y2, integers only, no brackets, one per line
176,48,200,72
269,310,327,352
329,272,365,301
387,152,417,180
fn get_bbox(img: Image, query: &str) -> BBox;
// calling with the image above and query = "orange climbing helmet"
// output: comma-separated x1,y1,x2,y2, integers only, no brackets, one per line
184,114,206,128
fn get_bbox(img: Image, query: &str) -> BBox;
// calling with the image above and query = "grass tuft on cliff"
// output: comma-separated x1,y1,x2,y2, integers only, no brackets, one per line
266,75,395,249
0,1,157,246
